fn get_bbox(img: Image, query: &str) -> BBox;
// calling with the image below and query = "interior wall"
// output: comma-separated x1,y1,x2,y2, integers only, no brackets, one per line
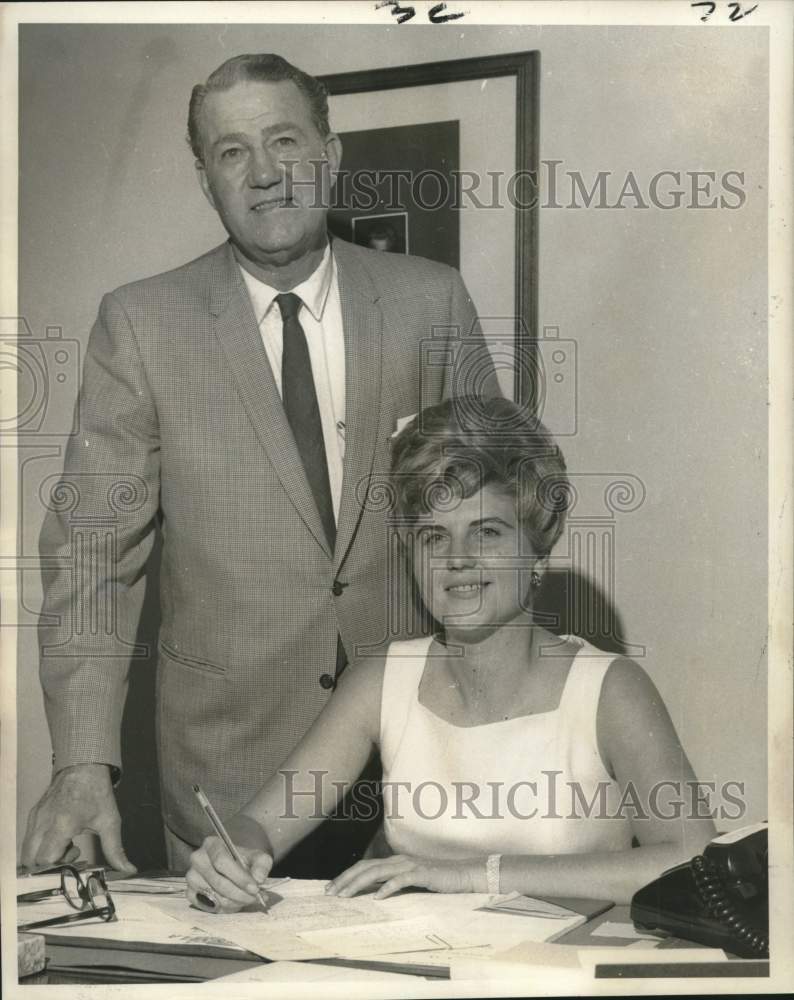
17,23,768,861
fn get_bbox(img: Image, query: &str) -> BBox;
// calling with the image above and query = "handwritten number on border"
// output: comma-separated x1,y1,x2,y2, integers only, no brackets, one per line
691,1,759,21
376,0,466,23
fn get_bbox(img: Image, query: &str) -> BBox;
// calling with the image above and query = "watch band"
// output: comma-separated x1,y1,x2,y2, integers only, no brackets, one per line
486,853,501,895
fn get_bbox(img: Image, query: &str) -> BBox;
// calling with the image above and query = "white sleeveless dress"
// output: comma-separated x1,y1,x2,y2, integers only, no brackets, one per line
379,635,633,859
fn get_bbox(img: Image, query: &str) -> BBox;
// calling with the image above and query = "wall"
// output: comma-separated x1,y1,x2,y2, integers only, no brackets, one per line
17,23,768,860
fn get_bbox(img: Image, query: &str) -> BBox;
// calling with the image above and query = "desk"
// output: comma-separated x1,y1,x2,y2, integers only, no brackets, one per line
565,906,769,979
19,900,770,985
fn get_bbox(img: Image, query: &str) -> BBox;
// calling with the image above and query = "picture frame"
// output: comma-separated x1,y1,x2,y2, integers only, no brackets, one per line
320,51,540,403
352,211,409,255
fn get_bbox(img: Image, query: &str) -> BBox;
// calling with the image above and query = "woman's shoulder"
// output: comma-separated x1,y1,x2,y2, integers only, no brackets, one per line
336,652,388,696
558,636,662,724
385,635,436,657
330,653,389,743
574,648,671,780
335,639,432,744
600,654,658,705
595,652,673,745
563,636,650,690
336,637,431,701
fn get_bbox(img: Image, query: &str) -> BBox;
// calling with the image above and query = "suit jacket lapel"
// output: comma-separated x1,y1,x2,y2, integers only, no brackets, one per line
333,239,383,571
208,243,331,557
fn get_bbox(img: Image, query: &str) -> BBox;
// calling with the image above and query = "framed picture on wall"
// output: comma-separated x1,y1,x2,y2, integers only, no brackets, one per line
352,211,410,255
320,52,539,403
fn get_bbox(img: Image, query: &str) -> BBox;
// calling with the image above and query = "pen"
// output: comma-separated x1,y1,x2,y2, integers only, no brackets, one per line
192,783,271,914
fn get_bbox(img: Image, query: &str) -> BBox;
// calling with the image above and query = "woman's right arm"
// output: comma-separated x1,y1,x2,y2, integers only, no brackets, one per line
186,653,385,911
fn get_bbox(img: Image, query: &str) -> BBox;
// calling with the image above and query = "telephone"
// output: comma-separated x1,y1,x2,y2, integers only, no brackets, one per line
630,822,768,958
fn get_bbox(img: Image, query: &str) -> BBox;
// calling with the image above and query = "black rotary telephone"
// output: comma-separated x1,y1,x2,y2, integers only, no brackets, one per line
630,822,768,958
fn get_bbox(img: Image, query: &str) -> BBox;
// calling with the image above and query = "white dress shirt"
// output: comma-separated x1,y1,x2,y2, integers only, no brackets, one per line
239,244,346,520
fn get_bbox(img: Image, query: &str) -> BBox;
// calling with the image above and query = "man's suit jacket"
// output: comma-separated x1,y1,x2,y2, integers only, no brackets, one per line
38,236,492,846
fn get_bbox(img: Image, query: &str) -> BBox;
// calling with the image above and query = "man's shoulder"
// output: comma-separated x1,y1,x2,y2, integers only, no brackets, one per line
332,237,460,293
108,242,230,307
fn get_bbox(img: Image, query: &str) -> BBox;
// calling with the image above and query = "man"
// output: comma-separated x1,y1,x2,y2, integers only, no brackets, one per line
22,54,493,874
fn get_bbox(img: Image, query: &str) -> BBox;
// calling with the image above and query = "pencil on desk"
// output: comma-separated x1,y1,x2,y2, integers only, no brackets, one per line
192,783,271,915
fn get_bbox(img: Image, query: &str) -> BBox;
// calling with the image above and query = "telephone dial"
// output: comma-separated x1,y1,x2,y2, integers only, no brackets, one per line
631,822,768,958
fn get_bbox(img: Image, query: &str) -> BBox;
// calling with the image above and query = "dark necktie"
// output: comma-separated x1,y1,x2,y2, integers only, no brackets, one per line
276,292,336,550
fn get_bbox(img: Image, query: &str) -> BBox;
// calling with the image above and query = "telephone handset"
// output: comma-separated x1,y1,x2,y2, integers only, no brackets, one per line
630,822,768,958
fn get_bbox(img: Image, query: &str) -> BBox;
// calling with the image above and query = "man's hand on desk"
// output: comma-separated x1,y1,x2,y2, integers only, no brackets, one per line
21,763,137,874
326,853,482,899
186,835,274,913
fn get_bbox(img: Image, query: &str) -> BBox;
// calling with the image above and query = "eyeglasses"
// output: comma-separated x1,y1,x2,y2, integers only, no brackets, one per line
17,865,117,931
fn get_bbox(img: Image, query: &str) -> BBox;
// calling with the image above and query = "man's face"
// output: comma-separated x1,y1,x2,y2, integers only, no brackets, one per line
195,79,341,267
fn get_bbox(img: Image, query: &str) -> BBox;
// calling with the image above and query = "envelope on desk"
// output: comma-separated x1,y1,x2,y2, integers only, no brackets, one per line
478,893,613,922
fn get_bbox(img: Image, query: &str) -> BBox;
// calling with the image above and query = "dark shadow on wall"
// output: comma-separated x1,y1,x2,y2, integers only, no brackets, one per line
116,529,166,871
534,569,639,659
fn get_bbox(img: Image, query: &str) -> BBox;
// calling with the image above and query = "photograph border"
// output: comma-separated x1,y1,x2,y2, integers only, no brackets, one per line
1,4,792,997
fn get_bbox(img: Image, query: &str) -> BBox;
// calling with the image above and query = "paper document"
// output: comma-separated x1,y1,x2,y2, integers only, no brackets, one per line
576,945,730,971
479,893,582,919
381,892,585,948
106,877,186,895
590,920,662,941
268,878,326,897
149,882,585,963
359,945,496,970
467,938,586,970
298,917,479,957
17,872,64,896
16,892,246,951
151,889,399,961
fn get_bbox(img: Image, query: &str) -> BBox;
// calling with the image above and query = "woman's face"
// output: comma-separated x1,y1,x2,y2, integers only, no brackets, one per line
411,485,541,640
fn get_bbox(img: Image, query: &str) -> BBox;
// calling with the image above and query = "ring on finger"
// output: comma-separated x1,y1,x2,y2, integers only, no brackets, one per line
195,887,219,910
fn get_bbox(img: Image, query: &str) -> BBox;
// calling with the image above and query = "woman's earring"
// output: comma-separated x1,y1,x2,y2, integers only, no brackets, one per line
531,571,542,589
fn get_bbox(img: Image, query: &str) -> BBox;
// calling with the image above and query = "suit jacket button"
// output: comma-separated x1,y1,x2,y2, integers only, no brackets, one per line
331,581,344,596
319,673,336,690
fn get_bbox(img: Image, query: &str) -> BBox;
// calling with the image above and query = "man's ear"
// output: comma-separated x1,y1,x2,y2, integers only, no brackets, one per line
195,160,216,211
323,133,343,188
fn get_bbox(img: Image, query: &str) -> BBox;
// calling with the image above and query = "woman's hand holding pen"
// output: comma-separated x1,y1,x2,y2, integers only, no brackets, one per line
186,835,274,913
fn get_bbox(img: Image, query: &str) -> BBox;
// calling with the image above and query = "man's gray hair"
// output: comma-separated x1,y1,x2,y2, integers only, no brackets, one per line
187,53,331,162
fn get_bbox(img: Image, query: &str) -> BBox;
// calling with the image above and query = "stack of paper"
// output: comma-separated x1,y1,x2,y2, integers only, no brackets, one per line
105,876,186,894
148,879,588,967
18,888,264,982
17,889,243,951
19,875,602,980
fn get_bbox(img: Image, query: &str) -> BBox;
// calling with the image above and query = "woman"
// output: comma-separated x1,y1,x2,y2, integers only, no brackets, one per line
186,396,715,911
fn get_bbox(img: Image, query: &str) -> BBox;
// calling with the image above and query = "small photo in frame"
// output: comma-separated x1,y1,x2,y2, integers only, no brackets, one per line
351,212,409,255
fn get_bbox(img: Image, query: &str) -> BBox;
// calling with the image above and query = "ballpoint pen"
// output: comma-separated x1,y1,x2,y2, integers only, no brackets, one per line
192,783,272,914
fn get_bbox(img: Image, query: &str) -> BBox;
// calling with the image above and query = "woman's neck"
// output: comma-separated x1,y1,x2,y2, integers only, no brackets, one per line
442,613,540,694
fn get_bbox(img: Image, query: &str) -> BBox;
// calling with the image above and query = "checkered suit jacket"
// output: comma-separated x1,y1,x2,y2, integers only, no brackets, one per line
38,236,491,845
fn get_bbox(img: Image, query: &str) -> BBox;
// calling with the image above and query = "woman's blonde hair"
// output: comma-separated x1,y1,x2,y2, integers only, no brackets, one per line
390,396,570,557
